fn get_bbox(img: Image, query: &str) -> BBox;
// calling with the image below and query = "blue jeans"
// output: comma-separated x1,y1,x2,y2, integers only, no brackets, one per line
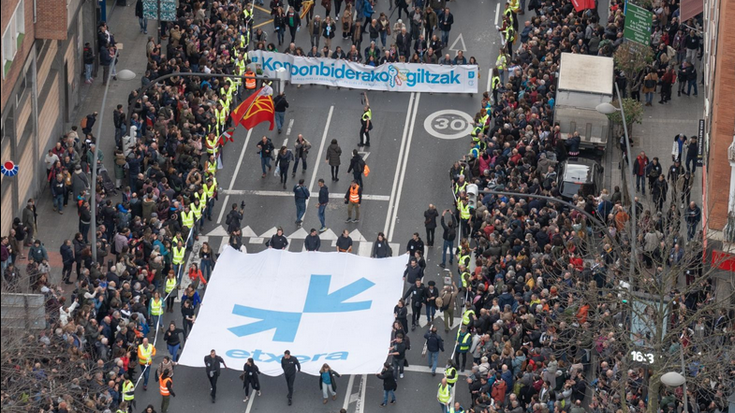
687,78,698,95
382,389,396,405
441,30,450,47
440,403,449,413
318,204,326,228
296,200,306,222
142,363,151,386
139,17,148,32
168,343,180,361
151,314,163,331
645,92,654,104
380,31,387,47
428,351,439,373
636,175,646,194
173,264,182,284
85,64,93,81
54,194,64,212
426,304,436,322
200,258,213,283
441,239,454,265
275,111,285,131
261,156,272,174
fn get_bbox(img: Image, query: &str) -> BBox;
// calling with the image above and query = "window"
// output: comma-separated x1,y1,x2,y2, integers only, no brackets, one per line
2,0,26,79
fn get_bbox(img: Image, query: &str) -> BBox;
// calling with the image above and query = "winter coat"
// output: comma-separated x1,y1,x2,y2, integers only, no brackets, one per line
318,369,341,392
377,368,397,391
641,72,658,93
326,143,342,166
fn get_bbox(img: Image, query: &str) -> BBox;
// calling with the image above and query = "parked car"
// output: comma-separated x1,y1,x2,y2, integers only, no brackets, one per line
557,157,604,201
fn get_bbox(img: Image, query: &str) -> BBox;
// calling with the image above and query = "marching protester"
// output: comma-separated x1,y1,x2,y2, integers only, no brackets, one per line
281,350,301,406
242,358,262,403
318,363,341,404
204,349,228,403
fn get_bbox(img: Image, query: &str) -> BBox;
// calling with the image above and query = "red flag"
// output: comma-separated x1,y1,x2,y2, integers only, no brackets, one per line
230,87,275,131
571,0,595,12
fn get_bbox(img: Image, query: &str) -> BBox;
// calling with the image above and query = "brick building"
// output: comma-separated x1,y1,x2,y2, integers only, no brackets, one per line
701,0,735,279
1,0,98,234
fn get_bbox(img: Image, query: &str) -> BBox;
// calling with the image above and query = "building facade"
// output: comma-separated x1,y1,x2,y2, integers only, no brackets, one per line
1,0,98,234
702,0,735,277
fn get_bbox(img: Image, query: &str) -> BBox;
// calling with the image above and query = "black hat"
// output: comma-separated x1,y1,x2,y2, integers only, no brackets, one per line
428,280,436,286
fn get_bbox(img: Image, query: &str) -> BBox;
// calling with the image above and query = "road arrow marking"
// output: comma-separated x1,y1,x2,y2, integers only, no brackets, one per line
449,33,466,51
358,151,371,161
205,225,229,237
303,275,374,313
229,305,302,342
287,227,308,240
319,228,338,241
358,242,373,257
241,225,258,238
349,229,367,242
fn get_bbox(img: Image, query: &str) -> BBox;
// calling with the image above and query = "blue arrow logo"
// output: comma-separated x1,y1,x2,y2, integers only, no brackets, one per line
228,305,302,342
303,275,374,313
229,275,374,342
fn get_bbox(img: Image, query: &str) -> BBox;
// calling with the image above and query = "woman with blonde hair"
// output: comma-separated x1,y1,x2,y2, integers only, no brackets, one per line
318,363,341,404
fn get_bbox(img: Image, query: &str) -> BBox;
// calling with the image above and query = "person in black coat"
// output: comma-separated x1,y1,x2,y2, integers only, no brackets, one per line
305,228,321,251
405,232,425,257
318,363,341,403
204,349,228,403
281,350,301,405
403,279,426,330
242,358,261,402
377,362,397,406
60,239,74,284
268,227,288,250
423,204,439,246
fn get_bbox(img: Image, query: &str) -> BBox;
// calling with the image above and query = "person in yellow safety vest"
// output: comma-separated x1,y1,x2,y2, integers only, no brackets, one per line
453,175,467,198
172,241,186,283
149,290,164,329
448,402,464,413
205,132,219,156
458,263,471,289
454,325,472,372
122,379,135,411
191,199,203,233
461,303,476,326
456,246,471,268
137,337,157,390
116,401,129,413
444,360,458,387
491,67,502,104
503,1,517,31
171,232,183,250
205,154,218,176
509,0,521,14
458,198,472,239
245,69,257,90
180,206,194,241
219,83,231,103
214,102,227,136
496,50,509,84
203,177,217,221
437,378,452,409
165,268,177,297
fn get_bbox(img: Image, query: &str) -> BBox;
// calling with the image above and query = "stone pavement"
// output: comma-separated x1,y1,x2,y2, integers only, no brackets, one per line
30,2,152,291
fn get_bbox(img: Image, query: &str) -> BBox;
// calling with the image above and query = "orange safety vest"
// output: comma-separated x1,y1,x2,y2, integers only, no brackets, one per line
160,376,171,396
349,186,360,203
245,71,256,89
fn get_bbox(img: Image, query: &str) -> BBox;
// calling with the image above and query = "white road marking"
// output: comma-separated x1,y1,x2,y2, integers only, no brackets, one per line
449,33,467,51
220,189,390,201
286,118,294,135
218,128,254,224
423,109,474,140
357,373,367,413
487,67,492,93
388,93,421,241
358,242,372,257
205,225,229,237
495,2,501,25
342,374,356,410
244,391,256,413
305,106,334,216
384,93,416,241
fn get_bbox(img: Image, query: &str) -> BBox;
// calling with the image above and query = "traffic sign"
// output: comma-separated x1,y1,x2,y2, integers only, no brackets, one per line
623,3,652,46
423,109,474,140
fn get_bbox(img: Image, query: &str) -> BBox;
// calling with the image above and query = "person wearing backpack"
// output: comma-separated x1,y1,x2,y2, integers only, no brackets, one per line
641,68,658,106
347,150,365,188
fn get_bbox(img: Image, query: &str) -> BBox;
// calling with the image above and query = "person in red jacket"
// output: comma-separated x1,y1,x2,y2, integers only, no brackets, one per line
491,372,507,405
633,152,649,195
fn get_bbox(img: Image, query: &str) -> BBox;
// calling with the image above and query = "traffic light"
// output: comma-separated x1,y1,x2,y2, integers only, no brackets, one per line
466,184,478,209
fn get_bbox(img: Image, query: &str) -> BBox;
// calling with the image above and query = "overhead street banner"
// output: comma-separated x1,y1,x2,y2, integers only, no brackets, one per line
250,50,479,94
178,247,405,376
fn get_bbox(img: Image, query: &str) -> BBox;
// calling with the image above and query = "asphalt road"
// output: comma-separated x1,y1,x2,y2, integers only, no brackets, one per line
126,0,608,410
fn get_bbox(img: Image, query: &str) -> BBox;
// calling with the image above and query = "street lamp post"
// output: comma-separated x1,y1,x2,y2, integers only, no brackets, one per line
661,370,688,413
90,52,135,262
596,81,637,283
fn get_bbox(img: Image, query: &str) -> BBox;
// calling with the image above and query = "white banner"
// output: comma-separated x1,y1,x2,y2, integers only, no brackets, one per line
250,50,479,94
178,247,405,376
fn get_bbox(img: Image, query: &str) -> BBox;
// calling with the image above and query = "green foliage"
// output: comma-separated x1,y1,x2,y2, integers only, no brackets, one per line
614,41,654,79
606,98,644,128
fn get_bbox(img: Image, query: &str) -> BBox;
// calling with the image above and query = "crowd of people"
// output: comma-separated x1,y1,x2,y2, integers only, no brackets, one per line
0,0,732,410
427,0,733,412
251,0,478,66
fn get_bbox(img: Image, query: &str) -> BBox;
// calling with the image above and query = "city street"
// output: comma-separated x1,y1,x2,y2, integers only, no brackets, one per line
22,0,715,411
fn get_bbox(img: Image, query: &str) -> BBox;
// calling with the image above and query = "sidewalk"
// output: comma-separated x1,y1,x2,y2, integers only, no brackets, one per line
32,3,151,289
